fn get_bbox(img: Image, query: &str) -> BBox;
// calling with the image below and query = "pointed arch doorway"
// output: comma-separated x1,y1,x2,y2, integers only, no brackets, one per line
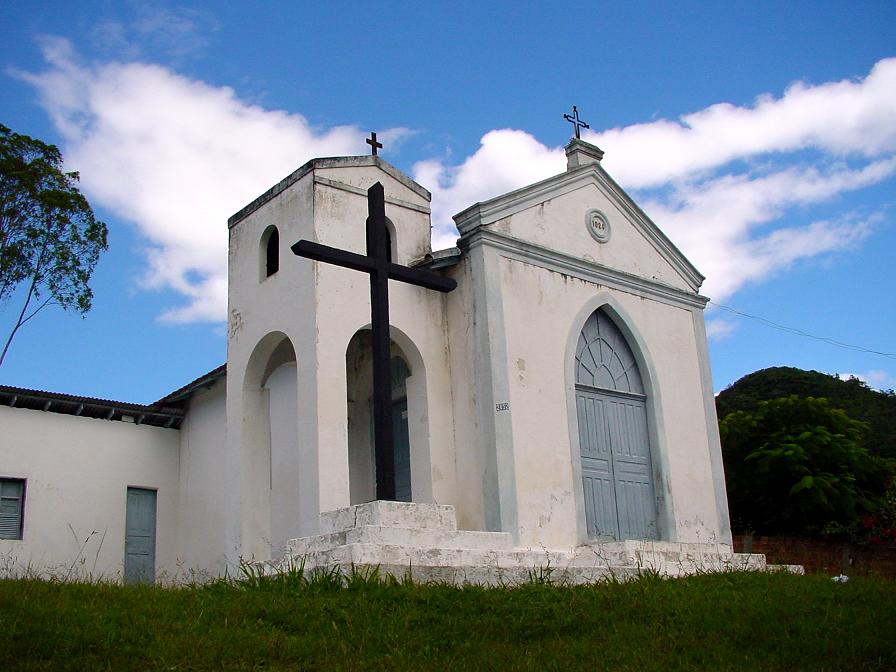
575,308,658,541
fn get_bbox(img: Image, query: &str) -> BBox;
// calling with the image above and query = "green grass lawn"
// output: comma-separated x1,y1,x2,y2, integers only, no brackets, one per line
1,569,894,671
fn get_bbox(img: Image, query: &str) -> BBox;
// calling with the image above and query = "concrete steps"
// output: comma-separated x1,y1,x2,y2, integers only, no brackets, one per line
278,501,791,586
288,526,515,556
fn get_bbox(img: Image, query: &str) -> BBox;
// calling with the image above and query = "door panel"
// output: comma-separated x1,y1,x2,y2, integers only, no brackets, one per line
576,391,619,539
125,487,156,584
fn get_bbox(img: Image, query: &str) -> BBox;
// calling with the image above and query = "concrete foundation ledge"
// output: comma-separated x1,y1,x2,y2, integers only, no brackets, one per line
275,502,803,585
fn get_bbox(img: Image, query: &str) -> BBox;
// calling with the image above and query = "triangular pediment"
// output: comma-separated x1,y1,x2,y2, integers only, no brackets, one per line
453,162,704,294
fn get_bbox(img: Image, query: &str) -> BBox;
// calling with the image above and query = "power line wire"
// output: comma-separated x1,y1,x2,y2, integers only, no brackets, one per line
708,302,896,360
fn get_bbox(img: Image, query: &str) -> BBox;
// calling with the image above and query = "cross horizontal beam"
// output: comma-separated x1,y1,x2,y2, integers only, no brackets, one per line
291,240,456,293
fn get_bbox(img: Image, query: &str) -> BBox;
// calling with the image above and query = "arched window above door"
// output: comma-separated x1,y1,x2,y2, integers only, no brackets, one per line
575,308,644,395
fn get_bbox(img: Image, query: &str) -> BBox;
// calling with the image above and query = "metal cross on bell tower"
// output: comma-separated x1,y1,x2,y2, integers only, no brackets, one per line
564,105,590,139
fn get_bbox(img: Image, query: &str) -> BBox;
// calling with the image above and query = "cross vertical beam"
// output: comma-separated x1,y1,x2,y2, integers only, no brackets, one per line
367,183,394,500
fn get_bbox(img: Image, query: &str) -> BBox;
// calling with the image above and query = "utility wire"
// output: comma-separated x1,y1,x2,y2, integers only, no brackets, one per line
708,302,896,360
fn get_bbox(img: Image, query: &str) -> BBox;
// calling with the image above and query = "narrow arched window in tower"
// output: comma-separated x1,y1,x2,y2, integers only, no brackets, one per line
382,217,396,263
262,226,279,278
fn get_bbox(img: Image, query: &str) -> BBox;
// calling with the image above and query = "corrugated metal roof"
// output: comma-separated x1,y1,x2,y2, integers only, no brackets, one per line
154,364,226,405
0,384,185,429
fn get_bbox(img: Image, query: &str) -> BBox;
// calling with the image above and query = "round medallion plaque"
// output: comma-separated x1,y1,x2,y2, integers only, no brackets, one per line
586,209,611,243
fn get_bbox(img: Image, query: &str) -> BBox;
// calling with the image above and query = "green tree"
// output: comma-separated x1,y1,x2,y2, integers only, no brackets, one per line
720,395,893,536
716,366,896,460
0,124,108,366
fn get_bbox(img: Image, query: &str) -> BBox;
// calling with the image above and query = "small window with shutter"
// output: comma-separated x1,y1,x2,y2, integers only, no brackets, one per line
0,478,25,540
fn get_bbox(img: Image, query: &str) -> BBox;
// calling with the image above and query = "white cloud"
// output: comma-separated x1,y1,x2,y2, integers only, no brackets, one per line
15,41,896,322
837,370,896,391
15,37,409,322
640,164,888,300
705,318,737,341
589,58,896,188
90,4,217,62
413,130,566,246
416,60,896,301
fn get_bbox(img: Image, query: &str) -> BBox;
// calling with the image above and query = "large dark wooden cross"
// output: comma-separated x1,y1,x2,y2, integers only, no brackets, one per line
291,182,456,500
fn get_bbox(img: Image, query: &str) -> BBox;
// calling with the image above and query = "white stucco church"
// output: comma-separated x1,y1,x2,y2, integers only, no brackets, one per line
1,136,759,584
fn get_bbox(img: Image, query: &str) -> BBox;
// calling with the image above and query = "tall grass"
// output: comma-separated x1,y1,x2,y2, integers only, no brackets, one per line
1,569,893,671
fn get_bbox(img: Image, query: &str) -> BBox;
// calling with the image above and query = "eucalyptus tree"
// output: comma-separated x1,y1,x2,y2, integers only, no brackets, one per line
0,124,108,367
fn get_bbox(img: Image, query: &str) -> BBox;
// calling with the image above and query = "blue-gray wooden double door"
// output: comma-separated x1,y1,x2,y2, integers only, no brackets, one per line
124,487,156,584
575,309,658,541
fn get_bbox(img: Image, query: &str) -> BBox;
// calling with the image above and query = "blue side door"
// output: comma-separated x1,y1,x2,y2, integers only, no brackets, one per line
124,487,157,584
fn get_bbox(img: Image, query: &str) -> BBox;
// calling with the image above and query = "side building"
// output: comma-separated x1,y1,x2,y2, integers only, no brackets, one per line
0,370,227,581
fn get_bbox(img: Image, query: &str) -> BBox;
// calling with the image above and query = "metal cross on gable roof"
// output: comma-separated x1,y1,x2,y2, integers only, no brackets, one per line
564,105,590,139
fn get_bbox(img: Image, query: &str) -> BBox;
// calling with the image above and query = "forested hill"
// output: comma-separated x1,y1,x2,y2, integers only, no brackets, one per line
716,367,896,459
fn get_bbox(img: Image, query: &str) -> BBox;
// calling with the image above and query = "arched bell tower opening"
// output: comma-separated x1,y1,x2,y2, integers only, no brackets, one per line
345,328,432,504
240,332,303,560
260,225,279,279
572,306,659,541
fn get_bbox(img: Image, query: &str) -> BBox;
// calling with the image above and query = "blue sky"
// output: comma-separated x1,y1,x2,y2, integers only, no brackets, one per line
1,1,894,403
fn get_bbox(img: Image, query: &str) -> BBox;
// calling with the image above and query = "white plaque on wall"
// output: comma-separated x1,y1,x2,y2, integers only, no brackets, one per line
586,209,611,244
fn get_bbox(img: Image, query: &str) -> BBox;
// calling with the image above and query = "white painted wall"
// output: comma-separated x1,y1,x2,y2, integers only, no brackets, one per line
266,362,307,555
176,379,228,577
496,256,724,547
226,168,316,562
0,406,180,580
443,256,486,533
